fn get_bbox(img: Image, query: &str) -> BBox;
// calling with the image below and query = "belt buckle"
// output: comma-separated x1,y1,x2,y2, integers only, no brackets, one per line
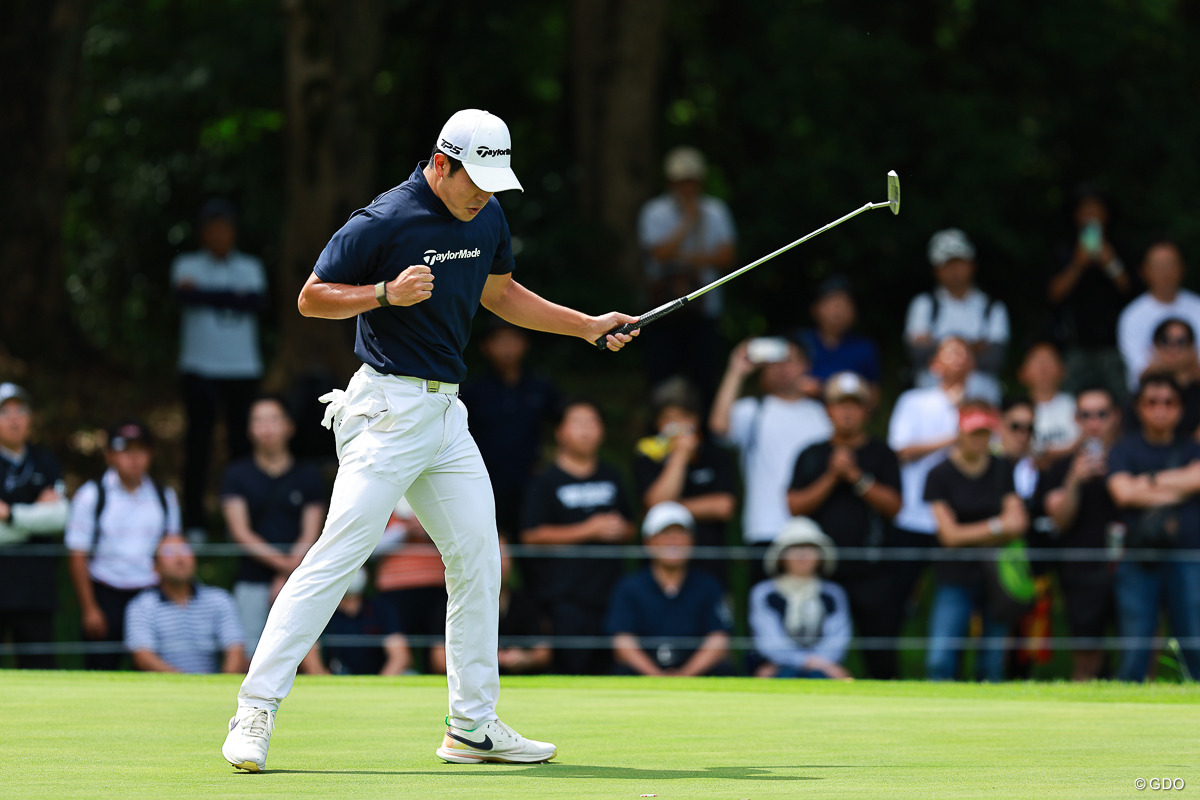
427,381,440,394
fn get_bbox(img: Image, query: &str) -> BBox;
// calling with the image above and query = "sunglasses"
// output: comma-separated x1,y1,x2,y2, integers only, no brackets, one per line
1006,421,1034,434
1077,409,1111,421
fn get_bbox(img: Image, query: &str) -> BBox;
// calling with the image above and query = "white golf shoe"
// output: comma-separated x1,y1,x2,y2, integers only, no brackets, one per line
222,707,275,772
437,718,557,764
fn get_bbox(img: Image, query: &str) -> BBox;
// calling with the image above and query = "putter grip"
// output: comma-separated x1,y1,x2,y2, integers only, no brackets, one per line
593,297,688,350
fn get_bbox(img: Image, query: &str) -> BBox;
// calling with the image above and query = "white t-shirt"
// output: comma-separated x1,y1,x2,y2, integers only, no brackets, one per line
887,385,959,535
1116,289,1200,389
906,287,1010,395
65,470,181,589
638,194,736,317
1033,392,1079,455
726,395,832,543
171,249,267,378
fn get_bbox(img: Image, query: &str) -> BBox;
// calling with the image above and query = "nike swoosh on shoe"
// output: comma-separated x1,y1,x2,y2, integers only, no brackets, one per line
446,731,494,751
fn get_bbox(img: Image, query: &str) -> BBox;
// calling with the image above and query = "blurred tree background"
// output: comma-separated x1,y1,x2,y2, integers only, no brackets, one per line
3,0,1200,477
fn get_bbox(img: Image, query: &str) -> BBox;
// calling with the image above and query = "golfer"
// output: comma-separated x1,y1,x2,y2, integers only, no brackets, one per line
222,109,638,771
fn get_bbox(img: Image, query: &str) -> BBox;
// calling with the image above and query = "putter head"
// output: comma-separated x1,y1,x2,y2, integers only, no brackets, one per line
887,170,900,215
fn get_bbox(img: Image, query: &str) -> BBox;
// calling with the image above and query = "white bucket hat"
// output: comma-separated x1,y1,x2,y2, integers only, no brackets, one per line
764,517,838,577
435,109,523,193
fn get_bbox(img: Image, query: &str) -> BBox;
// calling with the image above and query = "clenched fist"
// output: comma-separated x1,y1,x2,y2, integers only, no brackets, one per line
386,265,435,306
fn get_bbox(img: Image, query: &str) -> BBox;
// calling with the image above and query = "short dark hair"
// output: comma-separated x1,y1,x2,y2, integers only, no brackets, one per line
1136,371,1183,403
650,376,702,419
1022,338,1063,362
1075,384,1116,408
430,147,464,176
1001,394,1034,415
552,397,604,429
1152,317,1195,347
250,393,295,422
1142,236,1183,264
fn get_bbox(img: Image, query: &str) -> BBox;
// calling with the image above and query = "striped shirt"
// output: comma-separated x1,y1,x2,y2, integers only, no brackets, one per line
124,582,244,673
375,513,445,592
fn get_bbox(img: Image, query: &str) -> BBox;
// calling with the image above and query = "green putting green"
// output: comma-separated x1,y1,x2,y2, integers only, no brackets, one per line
2,672,1195,799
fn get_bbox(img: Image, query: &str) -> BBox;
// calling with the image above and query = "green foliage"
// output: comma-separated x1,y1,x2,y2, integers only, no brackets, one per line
61,0,1200,402
64,0,283,371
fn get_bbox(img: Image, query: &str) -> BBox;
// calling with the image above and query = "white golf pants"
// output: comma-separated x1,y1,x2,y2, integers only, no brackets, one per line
237,365,501,728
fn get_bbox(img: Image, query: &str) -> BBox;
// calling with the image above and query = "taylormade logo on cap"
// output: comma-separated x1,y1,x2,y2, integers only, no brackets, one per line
435,109,524,194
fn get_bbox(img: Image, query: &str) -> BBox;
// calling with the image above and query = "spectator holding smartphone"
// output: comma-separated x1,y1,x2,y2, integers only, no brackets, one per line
710,338,831,579
1046,184,1131,401
634,376,736,585
1038,387,1123,680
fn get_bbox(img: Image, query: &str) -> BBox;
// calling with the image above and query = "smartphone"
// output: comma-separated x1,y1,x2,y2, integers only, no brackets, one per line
1079,220,1103,256
747,337,790,364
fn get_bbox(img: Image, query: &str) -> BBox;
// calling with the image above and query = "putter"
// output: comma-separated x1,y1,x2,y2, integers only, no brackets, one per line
595,170,901,349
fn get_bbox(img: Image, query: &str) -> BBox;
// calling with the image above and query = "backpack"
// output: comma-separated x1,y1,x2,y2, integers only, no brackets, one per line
91,477,170,540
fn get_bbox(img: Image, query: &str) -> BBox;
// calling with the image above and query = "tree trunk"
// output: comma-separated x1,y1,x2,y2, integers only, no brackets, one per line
269,0,385,390
570,0,670,286
0,0,89,370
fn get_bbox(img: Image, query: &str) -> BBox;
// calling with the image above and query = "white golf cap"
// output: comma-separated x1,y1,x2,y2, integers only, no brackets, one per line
641,501,695,539
927,228,975,267
824,371,870,404
434,109,523,193
664,146,707,182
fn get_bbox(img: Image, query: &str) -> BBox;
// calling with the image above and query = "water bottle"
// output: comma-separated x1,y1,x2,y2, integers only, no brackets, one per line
1106,521,1126,562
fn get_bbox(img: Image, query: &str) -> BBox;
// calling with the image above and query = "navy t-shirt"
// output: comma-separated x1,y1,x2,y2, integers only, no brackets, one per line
220,457,328,584
0,445,63,611
791,329,881,383
605,568,730,669
1107,433,1200,549
459,368,561,532
323,597,404,675
314,163,516,382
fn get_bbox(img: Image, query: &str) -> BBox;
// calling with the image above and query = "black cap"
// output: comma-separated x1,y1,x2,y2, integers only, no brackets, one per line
814,274,853,301
107,419,153,452
198,197,237,226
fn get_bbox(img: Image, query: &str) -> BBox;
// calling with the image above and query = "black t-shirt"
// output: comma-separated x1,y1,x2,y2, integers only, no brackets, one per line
788,438,901,580
1048,238,1130,349
1107,433,1200,549
459,368,561,530
0,445,64,610
220,457,328,584
1036,453,1120,580
924,455,1015,585
518,461,633,610
632,438,738,549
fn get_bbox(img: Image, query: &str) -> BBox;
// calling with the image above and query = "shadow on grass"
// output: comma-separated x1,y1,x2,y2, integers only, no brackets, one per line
257,764,843,781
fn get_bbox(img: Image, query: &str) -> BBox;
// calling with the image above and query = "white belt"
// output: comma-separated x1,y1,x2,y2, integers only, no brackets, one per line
395,375,459,395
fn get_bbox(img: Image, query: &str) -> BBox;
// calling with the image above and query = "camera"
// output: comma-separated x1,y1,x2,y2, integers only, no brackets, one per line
747,337,790,364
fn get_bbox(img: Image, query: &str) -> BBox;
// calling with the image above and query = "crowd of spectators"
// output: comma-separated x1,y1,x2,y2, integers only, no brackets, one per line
2,175,1200,684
